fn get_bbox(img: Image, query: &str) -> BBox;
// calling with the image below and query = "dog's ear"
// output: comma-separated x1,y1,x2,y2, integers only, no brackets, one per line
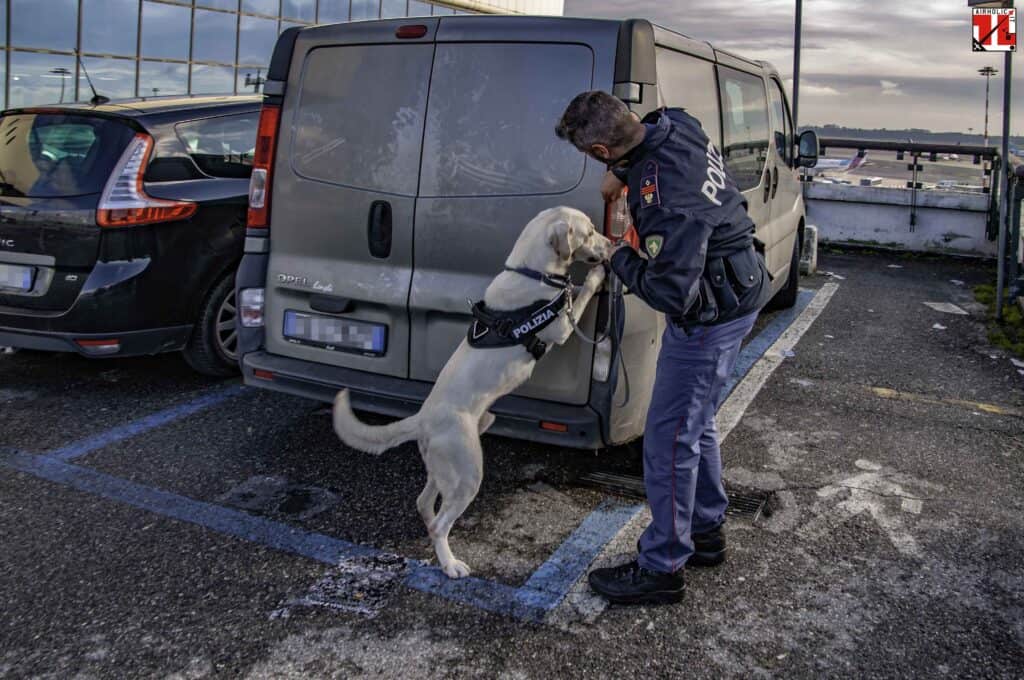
549,219,585,262
549,220,572,261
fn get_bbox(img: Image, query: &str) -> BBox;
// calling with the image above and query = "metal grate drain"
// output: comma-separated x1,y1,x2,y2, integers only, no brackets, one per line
725,491,769,518
577,471,770,520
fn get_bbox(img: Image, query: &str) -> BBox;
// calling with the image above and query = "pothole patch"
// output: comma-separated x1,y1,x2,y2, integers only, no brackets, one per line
271,554,409,619
217,475,339,521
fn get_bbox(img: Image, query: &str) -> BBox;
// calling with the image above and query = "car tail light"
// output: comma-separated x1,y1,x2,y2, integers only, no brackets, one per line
97,134,197,228
75,338,120,355
540,421,568,433
604,189,639,249
239,287,265,327
247,104,281,230
253,369,275,381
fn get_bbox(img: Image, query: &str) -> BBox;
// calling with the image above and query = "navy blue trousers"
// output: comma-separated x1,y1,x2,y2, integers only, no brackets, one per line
637,311,758,574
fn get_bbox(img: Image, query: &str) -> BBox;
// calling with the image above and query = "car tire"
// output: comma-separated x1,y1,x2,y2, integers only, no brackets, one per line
765,231,802,312
182,272,240,377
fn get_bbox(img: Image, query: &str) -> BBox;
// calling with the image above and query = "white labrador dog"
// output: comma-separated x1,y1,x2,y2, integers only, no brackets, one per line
333,206,610,578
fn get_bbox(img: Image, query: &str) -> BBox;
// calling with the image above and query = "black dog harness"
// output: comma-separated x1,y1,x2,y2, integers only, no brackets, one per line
467,268,571,360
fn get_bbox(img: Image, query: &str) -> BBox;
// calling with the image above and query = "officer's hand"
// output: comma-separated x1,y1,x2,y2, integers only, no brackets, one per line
601,171,626,203
607,240,632,261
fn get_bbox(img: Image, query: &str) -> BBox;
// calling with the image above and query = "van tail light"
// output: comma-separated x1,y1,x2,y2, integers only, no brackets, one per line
396,24,428,39
604,189,640,249
239,287,265,327
97,134,197,228
247,104,281,230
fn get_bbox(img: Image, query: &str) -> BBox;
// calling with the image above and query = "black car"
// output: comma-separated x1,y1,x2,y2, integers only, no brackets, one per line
0,95,260,375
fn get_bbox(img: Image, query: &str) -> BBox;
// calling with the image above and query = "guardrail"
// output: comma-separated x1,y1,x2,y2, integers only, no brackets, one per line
808,137,1024,311
813,137,1002,234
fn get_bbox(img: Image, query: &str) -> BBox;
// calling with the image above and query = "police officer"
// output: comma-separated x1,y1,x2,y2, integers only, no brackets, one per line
556,91,772,605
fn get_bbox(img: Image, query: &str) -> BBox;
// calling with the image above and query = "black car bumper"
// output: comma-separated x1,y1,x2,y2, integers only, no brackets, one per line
0,325,192,357
241,350,607,450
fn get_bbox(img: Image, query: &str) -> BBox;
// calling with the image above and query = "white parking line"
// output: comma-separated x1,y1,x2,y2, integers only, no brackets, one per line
717,282,839,444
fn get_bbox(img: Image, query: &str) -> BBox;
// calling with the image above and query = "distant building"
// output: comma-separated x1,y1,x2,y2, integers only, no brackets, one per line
0,0,565,109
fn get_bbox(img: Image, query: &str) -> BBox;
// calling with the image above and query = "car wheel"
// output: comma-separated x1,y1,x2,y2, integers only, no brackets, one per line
765,232,802,312
182,272,240,377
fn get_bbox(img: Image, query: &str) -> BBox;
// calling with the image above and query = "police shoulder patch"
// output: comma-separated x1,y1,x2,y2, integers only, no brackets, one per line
645,235,664,258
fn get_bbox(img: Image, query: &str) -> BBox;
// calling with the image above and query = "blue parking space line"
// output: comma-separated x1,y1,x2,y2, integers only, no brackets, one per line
0,448,552,622
405,564,547,623
723,288,815,398
2,448,378,563
517,501,644,611
47,384,247,462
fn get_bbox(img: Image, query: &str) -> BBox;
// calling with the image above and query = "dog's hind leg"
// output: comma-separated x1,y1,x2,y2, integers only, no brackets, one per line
425,424,484,579
416,476,440,528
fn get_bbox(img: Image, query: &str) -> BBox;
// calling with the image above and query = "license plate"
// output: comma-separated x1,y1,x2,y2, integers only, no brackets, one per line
283,310,387,356
0,263,35,292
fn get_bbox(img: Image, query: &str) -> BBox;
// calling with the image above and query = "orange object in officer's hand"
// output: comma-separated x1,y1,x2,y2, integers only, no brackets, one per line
604,188,640,250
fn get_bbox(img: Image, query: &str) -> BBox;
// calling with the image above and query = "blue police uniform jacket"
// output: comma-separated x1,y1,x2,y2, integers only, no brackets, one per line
609,108,772,327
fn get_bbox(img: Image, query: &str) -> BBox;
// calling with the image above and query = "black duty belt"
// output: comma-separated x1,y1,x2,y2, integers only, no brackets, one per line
467,289,569,360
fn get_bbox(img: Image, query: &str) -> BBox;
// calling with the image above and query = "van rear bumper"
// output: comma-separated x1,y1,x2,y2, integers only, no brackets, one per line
241,350,607,449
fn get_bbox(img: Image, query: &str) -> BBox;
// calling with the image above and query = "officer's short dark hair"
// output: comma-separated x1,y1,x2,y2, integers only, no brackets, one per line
556,91,634,151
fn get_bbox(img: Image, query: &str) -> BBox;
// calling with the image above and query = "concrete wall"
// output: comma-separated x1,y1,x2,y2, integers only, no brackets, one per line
805,183,997,258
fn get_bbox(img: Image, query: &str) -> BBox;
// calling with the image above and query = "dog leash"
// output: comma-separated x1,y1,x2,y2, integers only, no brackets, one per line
566,274,631,408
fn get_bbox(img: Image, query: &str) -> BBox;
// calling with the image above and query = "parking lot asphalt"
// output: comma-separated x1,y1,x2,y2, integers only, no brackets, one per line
2,251,1023,679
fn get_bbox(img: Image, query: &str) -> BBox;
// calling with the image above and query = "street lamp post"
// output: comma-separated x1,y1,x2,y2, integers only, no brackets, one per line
979,65,998,147
244,69,265,94
792,0,803,131
49,67,71,104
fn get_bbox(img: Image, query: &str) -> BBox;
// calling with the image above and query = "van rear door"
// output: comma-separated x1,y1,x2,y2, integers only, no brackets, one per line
409,28,601,404
263,22,437,378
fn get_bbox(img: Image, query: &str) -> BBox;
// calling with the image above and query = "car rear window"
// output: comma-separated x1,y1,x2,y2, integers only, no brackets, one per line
0,113,136,198
175,113,258,179
420,43,593,198
291,44,433,196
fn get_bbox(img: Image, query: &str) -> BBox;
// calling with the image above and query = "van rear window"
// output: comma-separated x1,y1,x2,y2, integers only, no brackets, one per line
291,44,433,196
0,113,135,198
420,43,592,198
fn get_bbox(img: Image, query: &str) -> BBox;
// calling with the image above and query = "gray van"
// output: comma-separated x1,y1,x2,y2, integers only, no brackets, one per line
234,16,819,450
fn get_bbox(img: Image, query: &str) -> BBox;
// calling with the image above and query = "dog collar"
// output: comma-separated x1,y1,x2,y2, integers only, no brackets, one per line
503,266,570,290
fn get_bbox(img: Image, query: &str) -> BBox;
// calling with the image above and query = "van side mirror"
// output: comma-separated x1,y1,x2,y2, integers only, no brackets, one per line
797,130,820,168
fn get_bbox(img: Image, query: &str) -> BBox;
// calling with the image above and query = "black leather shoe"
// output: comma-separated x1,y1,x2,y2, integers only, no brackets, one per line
587,560,685,605
634,525,727,570
690,525,727,568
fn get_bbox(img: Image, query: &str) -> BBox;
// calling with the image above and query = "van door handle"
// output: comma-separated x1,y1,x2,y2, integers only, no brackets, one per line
771,166,779,199
763,169,772,203
367,201,392,259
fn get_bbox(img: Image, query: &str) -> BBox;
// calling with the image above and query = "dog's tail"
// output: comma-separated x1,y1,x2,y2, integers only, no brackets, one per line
332,389,419,455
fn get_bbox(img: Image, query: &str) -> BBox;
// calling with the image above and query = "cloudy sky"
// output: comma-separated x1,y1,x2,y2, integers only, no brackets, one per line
563,1,1017,134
